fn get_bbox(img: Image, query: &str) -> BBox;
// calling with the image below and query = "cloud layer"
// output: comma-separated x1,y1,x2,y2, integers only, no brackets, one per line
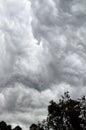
0,0,86,129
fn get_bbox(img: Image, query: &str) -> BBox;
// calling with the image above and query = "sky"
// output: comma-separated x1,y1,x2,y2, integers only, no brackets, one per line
0,0,86,129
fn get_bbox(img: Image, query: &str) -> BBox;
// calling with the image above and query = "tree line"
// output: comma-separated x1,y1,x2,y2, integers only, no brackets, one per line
0,92,86,130
0,121,22,130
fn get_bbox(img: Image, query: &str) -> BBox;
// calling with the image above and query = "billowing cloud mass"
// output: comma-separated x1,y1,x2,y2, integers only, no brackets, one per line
0,0,86,129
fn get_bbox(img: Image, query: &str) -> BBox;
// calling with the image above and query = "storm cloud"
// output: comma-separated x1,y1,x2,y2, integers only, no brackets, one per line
0,0,86,129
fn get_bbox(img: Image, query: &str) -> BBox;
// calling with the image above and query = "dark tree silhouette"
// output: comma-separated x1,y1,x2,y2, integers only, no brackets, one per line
7,125,12,130
13,126,22,130
30,124,38,130
0,121,22,130
30,92,86,130
0,121,7,130
0,92,85,130
30,123,44,130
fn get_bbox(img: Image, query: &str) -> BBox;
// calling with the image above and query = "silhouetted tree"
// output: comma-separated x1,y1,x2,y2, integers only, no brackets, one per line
13,126,22,130
7,125,12,130
30,92,86,130
30,124,38,130
0,121,7,130
0,121,22,130
30,123,44,130
79,96,86,130
47,92,83,130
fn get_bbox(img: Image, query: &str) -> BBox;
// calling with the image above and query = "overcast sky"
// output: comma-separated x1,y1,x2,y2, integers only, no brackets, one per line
0,0,86,129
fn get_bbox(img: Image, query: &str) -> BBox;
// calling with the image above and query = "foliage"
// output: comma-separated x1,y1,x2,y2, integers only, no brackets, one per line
0,92,85,130
0,121,22,130
30,92,86,130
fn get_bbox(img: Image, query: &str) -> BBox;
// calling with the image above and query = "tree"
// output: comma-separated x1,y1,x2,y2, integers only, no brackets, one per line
0,121,7,130
47,92,82,130
7,125,12,130
30,123,44,130
0,121,23,130
79,96,86,130
13,126,22,130
30,92,86,130
30,124,38,130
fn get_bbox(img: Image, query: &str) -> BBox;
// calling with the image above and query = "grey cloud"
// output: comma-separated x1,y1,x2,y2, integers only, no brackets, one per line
0,0,39,88
30,0,86,88
0,0,86,129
